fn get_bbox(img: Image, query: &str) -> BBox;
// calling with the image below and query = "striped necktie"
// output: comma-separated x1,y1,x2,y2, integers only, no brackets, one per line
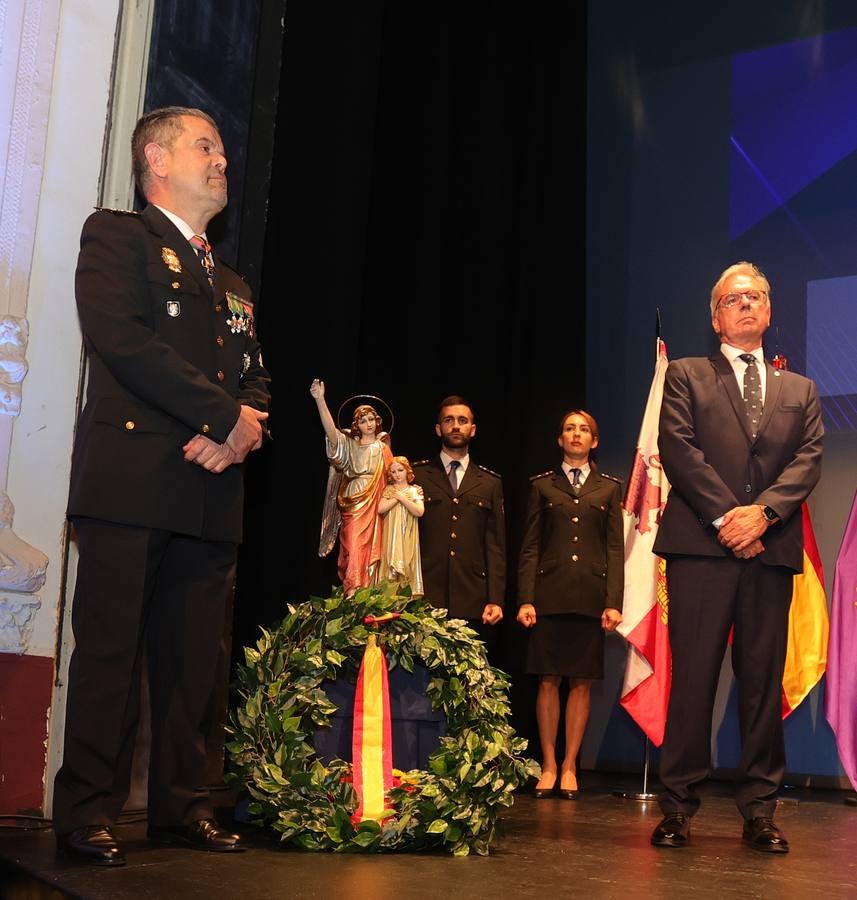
190,234,215,287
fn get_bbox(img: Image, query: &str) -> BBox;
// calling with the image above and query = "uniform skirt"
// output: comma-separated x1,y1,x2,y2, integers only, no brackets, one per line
525,612,604,679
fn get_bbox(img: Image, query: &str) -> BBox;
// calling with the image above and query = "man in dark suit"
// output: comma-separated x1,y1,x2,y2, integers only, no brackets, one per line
53,107,270,865
651,262,823,853
412,396,505,637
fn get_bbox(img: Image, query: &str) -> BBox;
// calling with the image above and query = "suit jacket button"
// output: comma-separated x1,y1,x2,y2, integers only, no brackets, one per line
571,554,579,562
449,550,456,557
124,420,135,431
571,536,579,542
217,370,225,382
202,424,210,434
452,497,460,504
571,516,579,523
452,514,458,521
216,335,224,347
215,304,223,312
745,484,752,493
573,498,579,504
450,533,457,539
171,281,180,289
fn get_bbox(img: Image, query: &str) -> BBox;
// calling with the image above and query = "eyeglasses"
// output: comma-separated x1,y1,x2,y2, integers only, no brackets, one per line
716,290,768,310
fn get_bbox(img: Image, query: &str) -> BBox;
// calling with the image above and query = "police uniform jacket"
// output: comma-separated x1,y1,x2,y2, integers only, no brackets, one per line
67,205,270,543
412,456,506,619
517,465,623,617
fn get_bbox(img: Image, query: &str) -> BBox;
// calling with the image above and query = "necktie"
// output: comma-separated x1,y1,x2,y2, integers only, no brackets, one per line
739,353,763,437
190,234,215,287
448,460,460,495
570,468,581,494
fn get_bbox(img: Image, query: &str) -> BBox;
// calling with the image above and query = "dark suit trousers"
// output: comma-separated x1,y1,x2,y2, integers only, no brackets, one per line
658,555,792,820
52,518,236,834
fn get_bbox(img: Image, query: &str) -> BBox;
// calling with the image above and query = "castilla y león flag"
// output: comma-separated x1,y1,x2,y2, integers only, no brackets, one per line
617,338,672,747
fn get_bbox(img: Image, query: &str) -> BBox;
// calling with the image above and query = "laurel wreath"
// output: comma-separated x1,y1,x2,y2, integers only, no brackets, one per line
225,581,538,855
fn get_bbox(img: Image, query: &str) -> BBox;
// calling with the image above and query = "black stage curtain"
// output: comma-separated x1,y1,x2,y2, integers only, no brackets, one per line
234,4,586,758
237,0,587,660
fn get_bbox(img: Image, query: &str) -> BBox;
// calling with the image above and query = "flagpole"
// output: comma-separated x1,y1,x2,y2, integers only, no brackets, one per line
613,735,658,802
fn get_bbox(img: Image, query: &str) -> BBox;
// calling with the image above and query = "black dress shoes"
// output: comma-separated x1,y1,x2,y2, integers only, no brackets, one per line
651,813,691,848
57,825,126,866
742,817,789,853
148,818,244,852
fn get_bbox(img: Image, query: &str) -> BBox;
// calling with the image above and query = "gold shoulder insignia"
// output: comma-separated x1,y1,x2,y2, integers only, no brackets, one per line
529,469,555,481
94,206,140,215
600,472,622,483
477,463,501,478
412,458,430,467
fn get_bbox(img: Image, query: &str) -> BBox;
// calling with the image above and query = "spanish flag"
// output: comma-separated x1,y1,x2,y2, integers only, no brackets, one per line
781,503,828,717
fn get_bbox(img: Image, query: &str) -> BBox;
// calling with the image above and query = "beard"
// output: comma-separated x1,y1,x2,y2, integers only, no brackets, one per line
441,432,470,452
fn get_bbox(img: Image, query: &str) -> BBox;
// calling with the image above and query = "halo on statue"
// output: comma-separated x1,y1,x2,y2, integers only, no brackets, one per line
336,394,395,435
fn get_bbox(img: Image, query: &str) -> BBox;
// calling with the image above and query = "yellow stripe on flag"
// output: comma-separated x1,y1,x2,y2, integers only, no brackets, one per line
358,634,387,821
782,506,829,716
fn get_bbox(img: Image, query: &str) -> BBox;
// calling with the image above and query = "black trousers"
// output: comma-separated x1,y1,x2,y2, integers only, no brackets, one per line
52,518,236,835
658,555,793,820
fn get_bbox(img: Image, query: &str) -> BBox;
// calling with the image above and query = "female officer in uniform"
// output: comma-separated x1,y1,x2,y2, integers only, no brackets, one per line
516,410,623,798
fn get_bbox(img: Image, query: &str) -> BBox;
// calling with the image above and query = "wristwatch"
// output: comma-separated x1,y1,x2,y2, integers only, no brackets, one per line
760,505,778,523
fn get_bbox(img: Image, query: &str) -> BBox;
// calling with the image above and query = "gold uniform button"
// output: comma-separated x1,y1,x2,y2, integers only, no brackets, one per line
216,336,224,347
449,550,456,557
451,532,457,539
572,536,579,543
572,516,579,523
217,370,225,382
171,281,180,289
215,304,223,312
452,497,460,505
124,420,135,431
573,498,580,504
571,554,579,562
452,515,458,521
202,424,210,434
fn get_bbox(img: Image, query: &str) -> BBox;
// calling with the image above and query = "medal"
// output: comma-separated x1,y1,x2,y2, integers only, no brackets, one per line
161,247,182,273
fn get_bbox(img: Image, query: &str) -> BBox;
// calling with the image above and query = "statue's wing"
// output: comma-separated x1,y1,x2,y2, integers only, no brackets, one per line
318,464,343,557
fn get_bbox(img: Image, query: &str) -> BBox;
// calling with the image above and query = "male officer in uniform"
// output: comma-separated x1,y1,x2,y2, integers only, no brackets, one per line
53,107,270,865
412,396,506,643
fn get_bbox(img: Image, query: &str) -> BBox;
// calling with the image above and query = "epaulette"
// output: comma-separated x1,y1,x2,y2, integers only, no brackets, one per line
529,469,555,481
94,206,140,215
477,463,501,478
412,458,430,467
600,472,622,483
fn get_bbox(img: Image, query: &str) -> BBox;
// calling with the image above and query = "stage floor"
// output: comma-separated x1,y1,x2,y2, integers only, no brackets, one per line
2,775,855,899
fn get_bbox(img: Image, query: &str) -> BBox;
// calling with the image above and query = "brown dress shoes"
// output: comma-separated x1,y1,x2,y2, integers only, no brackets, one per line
147,817,244,852
57,825,126,866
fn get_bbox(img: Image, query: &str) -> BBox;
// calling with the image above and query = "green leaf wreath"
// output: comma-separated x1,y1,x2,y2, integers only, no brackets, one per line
225,581,539,855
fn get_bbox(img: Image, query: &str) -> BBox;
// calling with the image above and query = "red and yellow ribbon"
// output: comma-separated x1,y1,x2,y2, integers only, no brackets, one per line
352,632,394,822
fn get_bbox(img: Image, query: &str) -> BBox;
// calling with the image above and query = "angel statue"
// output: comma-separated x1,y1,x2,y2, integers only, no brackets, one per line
311,379,393,596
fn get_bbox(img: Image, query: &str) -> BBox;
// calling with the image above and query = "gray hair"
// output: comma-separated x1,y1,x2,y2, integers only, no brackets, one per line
709,261,771,316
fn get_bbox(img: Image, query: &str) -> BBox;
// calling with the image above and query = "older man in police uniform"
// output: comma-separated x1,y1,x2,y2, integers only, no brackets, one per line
412,396,506,640
53,107,270,865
